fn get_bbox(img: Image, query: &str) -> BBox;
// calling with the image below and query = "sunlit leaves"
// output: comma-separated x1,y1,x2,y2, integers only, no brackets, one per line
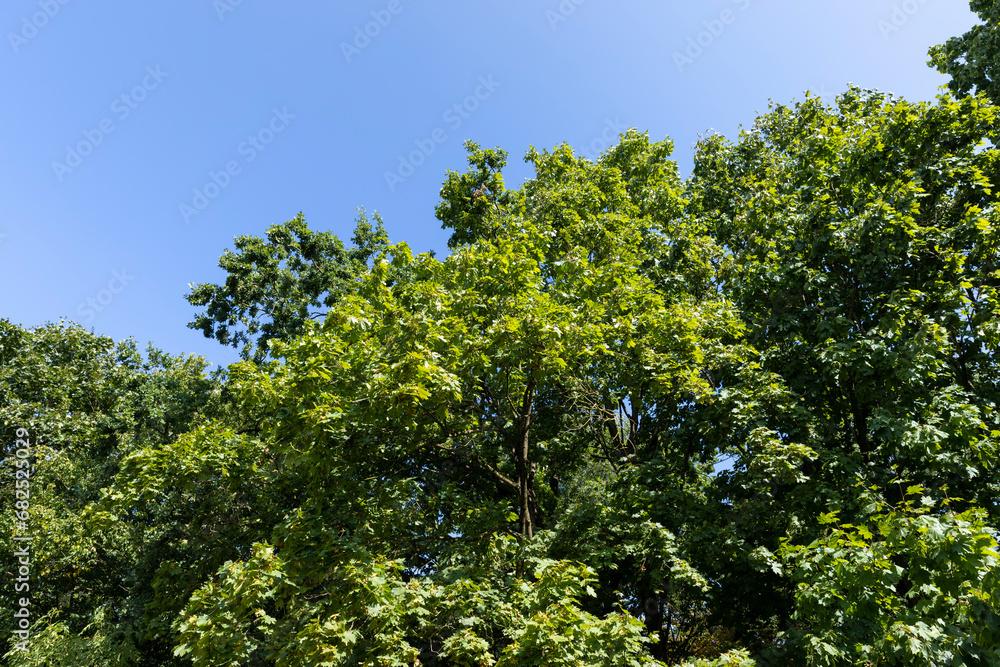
781,492,1000,665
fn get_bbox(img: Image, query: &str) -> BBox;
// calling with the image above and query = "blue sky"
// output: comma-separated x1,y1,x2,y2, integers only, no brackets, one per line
0,0,979,369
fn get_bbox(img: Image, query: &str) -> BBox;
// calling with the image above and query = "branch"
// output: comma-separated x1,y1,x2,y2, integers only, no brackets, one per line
431,442,518,492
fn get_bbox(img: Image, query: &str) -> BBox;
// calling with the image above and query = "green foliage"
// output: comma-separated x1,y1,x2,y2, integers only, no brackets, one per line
167,129,750,664
97,422,291,658
676,650,757,667
436,141,518,249
690,84,1000,660
186,210,389,363
694,87,1000,509
7,28,1000,662
929,1,1000,107
4,609,140,667
781,489,1000,665
172,536,664,667
0,320,223,664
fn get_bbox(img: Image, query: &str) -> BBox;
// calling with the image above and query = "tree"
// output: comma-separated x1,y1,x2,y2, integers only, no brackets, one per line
171,131,749,663
781,488,1000,666
691,86,1000,662
185,210,389,363
0,320,223,665
929,1,1000,107
436,141,518,250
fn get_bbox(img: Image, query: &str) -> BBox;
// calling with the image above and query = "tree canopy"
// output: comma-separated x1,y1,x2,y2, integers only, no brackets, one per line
930,0,1000,107
185,209,389,364
3,7,1000,665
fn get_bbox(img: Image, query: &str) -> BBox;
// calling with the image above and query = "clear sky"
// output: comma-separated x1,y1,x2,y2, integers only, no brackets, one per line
0,0,980,369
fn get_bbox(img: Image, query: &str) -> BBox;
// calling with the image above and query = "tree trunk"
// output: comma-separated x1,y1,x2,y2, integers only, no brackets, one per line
515,380,536,538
